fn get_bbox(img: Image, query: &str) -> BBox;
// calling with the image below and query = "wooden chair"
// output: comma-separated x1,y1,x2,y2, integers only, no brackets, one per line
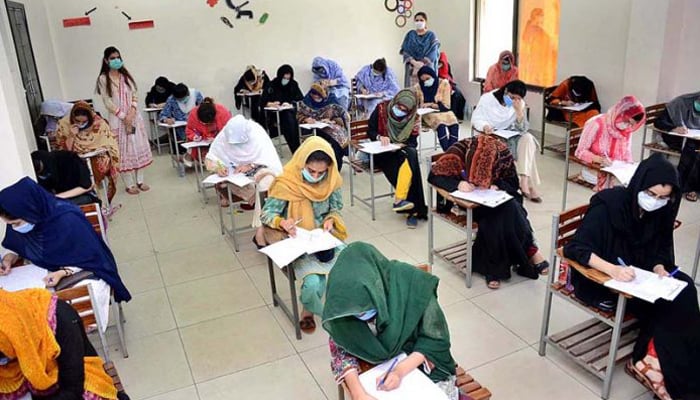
80,203,108,245
540,84,576,155
539,205,639,400
348,119,396,221
103,361,126,394
639,103,680,159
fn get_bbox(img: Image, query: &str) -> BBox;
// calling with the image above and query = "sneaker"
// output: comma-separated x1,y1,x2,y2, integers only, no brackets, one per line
406,215,418,229
392,200,415,212
183,155,194,168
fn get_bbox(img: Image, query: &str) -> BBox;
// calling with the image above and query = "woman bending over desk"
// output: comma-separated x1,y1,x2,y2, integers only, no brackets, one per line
564,154,700,400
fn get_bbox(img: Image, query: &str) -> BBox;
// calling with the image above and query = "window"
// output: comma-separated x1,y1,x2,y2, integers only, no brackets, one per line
474,0,560,88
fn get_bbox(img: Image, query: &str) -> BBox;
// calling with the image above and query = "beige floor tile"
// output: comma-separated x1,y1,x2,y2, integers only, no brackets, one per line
143,386,200,400
118,255,163,295
180,307,295,383
168,270,265,327
196,355,326,400
144,202,214,229
246,261,295,306
157,242,241,286
116,288,176,342
268,305,329,353
110,330,193,399
362,236,418,265
149,217,224,253
299,345,338,400
110,230,155,263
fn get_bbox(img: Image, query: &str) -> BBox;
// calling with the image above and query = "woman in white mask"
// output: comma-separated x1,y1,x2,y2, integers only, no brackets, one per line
399,12,440,87
575,95,646,191
564,153,700,400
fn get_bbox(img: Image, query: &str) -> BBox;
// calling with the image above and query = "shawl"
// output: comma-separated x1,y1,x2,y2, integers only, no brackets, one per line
437,52,454,83
206,115,283,175
471,91,518,132
665,91,700,129
302,84,330,108
266,64,304,104
242,65,265,92
483,50,519,92
322,242,456,382
432,135,514,189
0,178,131,302
354,64,400,97
56,101,120,170
268,137,346,238
379,89,418,143
400,30,440,63
311,57,350,89
40,101,73,118
0,289,117,399
417,66,439,102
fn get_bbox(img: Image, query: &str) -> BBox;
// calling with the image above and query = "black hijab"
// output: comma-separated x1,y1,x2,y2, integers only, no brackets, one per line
417,66,439,103
266,64,303,104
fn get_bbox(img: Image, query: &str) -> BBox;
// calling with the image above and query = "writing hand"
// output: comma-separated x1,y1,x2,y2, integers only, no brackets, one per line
376,371,402,391
653,265,670,278
280,218,297,237
672,126,688,135
0,257,12,276
458,181,474,192
482,125,494,135
323,219,334,232
611,265,636,282
43,270,67,288
193,135,203,142
216,167,228,177
380,136,391,146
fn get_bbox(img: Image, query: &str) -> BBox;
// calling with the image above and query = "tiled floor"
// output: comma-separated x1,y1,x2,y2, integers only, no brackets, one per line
102,127,700,400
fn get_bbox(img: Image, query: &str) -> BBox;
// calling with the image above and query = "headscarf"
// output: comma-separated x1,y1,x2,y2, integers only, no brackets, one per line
437,52,452,82
432,135,514,189
40,101,74,118
56,101,120,169
664,91,700,129
269,64,296,92
354,64,400,96
302,83,330,108
0,178,131,302
206,115,283,175
268,137,346,238
569,76,595,103
241,65,265,92
311,57,350,89
417,66,439,103
381,89,418,143
483,50,519,92
0,289,117,399
603,95,646,139
322,242,455,382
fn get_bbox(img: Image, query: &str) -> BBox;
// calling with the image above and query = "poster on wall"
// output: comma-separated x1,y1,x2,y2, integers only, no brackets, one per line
517,0,560,87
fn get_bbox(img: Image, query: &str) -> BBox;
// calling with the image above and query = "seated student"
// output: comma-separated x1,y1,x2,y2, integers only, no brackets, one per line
437,52,467,121
312,57,351,110
205,115,283,210
56,101,120,203
297,84,349,171
654,91,700,202
564,154,700,400
234,65,269,127
145,76,174,108
31,150,98,206
483,50,519,92
545,76,601,127
428,135,548,289
353,58,400,117
413,66,460,151
262,64,304,153
472,80,542,201
159,83,204,165
185,97,232,174
576,95,646,191
34,100,74,150
367,89,426,229
322,242,459,400
0,289,129,400
0,178,132,324
259,137,347,333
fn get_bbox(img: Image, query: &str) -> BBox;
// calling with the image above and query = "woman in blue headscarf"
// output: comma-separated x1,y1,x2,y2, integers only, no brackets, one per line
311,57,351,110
0,177,131,303
353,58,400,117
414,66,460,151
399,12,440,87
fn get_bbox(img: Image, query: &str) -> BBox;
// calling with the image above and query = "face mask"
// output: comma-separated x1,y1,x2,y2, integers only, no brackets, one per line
423,77,435,87
503,95,513,107
12,222,35,234
178,96,190,104
313,68,326,78
415,21,426,30
694,100,700,113
281,78,290,86
78,121,89,130
392,105,407,118
501,62,511,71
616,121,631,131
302,168,326,183
371,70,382,77
637,191,669,212
108,58,123,70
356,309,377,321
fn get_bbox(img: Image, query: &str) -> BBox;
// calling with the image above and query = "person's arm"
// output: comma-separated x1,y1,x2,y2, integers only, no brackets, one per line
56,159,93,199
260,197,288,230
185,112,199,141
292,83,304,103
512,99,529,132
427,172,461,193
55,186,92,200
0,252,19,275
98,76,124,119
436,80,451,112
158,99,174,122
367,107,381,141
653,109,676,132
329,338,376,400
547,81,569,104
211,106,233,140
323,189,344,230
46,301,88,400
483,65,497,92
470,95,490,132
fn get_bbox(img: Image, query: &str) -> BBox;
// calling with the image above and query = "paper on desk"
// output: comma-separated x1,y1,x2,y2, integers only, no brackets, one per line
0,265,47,291
354,93,383,99
417,108,437,116
450,189,513,208
299,122,330,130
358,353,449,400
666,129,700,139
601,161,639,187
359,141,402,154
264,105,294,111
158,121,187,128
181,140,213,149
561,102,594,112
79,148,108,158
259,228,342,267
202,173,253,187
493,129,522,140
604,267,688,303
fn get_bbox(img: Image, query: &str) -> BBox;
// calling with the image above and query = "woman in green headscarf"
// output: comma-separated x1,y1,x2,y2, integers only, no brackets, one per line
323,242,458,400
366,89,427,229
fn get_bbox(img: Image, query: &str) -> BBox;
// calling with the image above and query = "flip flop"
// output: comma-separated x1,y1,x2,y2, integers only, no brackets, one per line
624,360,671,400
523,192,543,203
299,315,316,334
137,183,150,192
487,280,501,290
685,192,698,202
125,186,139,195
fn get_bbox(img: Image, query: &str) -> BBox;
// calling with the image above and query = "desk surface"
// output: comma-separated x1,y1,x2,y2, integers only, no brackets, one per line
158,121,188,128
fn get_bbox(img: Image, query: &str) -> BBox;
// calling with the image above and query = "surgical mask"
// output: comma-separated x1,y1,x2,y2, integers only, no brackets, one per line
281,78,290,86
302,168,326,183
108,58,123,70
503,95,513,107
356,309,377,321
637,191,668,212
501,62,511,71
694,100,700,113
178,96,190,104
392,105,407,118
415,21,426,30
371,69,381,77
423,77,435,87
12,222,35,234
616,121,631,131
78,121,89,130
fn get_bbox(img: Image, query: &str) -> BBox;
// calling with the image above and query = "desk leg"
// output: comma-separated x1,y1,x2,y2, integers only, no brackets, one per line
428,182,434,265
369,153,376,221
465,208,473,288
172,128,181,168
287,266,302,340
276,111,283,149
602,295,627,400
538,215,560,356
151,113,162,155
692,231,700,283
227,184,239,251
561,132,572,211
268,258,279,307
218,188,225,235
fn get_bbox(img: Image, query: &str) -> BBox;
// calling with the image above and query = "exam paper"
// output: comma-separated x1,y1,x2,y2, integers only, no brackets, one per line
259,228,342,267
359,141,403,155
604,267,687,303
358,354,449,400
0,265,47,291
202,173,253,187
601,161,639,187
450,189,513,208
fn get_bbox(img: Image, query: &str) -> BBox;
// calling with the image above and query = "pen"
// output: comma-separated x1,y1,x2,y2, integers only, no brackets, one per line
378,357,399,389
293,218,303,226
668,267,680,277
617,257,628,267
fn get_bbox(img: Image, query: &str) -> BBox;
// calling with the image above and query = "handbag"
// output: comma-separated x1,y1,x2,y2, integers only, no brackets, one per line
55,270,96,291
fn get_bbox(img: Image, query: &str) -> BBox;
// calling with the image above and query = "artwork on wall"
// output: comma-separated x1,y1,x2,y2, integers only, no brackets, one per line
384,0,414,28
62,7,96,28
221,16,234,28
226,1,254,19
206,0,268,28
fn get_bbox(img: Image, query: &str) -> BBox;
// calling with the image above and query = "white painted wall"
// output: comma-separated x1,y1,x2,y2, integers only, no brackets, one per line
19,0,64,99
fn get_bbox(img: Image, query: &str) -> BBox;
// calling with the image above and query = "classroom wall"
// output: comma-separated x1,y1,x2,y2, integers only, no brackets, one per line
19,0,64,100
40,0,406,118
657,0,700,102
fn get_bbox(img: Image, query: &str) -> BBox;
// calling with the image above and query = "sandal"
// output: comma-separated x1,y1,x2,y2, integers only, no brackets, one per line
137,183,150,192
624,360,672,400
487,280,501,290
533,260,550,275
125,186,139,195
685,192,698,202
522,192,543,203
299,315,316,334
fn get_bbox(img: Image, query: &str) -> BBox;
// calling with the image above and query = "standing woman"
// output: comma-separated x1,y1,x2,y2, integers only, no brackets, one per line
413,66,460,151
400,12,440,88
483,51,519,92
262,64,305,153
96,46,152,195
